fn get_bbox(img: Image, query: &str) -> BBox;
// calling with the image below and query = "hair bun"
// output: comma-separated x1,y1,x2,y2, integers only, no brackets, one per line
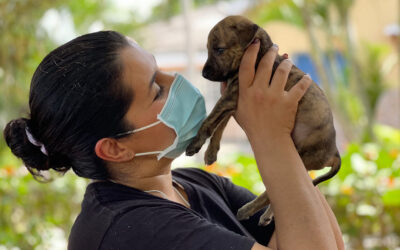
3,118,50,173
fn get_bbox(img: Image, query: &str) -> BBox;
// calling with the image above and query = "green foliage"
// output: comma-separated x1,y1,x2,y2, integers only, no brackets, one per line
360,42,391,113
319,132,400,249
247,0,304,28
336,83,366,128
0,147,88,249
0,1,142,248
149,0,233,22
66,0,108,32
200,155,265,194
374,124,400,148
0,0,141,135
150,0,182,21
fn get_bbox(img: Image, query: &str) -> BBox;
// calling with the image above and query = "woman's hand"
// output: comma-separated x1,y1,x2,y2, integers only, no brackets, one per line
234,40,312,141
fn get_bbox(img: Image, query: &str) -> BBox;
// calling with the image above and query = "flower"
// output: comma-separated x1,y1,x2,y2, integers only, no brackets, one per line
340,186,354,195
1,164,16,177
351,153,377,175
362,143,379,161
205,162,218,172
309,171,316,180
389,148,399,159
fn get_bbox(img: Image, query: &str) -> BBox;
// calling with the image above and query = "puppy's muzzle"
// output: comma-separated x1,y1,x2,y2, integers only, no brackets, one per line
202,63,213,79
203,62,225,81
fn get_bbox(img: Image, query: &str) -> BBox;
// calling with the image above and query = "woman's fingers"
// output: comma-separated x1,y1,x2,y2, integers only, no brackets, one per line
253,44,279,88
270,59,293,93
239,39,260,90
288,74,312,103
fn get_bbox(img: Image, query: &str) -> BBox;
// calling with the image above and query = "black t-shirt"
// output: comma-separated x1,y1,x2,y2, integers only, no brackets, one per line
68,167,275,250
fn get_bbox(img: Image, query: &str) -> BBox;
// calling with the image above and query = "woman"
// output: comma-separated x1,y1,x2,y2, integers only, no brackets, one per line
4,31,344,249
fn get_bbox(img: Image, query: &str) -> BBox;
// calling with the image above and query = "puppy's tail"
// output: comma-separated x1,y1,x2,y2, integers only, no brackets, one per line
312,151,341,186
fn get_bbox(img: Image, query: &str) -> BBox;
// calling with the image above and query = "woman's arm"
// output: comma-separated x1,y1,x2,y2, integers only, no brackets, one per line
262,187,345,250
265,187,345,250
235,40,342,250
250,135,337,250
315,187,345,250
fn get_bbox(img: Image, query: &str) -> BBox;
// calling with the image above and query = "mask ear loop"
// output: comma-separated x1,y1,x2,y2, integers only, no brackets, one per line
135,151,163,157
114,121,162,137
134,120,166,157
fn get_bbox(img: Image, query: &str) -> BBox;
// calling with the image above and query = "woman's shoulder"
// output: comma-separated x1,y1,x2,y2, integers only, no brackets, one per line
86,180,186,211
69,181,193,249
99,197,255,250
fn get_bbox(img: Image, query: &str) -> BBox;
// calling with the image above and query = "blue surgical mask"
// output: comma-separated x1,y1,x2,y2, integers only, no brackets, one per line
114,73,206,160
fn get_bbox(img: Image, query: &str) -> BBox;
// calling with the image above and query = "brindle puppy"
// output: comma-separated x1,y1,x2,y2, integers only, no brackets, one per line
185,15,341,226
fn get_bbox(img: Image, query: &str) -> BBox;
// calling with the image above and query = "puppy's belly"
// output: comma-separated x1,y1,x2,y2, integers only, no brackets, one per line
292,122,311,146
292,119,337,170
290,82,337,170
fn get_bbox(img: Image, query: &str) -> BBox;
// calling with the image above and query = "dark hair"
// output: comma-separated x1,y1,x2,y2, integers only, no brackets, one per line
3,31,134,181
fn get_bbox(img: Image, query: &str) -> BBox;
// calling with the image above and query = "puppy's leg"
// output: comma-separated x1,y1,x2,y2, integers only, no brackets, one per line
258,206,274,226
237,191,270,221
186,105,234,156
186,79,238,156
204,115,231,165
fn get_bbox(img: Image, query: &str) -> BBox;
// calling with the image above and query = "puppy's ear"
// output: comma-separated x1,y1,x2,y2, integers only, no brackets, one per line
239,23,260,48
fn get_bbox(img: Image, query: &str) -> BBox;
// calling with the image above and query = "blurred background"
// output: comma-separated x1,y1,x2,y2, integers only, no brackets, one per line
0,0,399,249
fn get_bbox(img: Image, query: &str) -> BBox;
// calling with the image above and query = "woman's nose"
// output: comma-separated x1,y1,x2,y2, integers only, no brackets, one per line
157,71,175,89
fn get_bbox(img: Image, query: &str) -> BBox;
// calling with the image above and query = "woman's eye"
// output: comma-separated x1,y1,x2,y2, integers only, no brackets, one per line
154,85,164,101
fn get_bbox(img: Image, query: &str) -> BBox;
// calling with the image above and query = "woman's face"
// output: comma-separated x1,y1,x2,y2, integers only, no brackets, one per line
118,39,176,157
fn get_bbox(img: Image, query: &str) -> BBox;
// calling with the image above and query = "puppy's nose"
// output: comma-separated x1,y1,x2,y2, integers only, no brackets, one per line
202,70,209,79
202,64,212,79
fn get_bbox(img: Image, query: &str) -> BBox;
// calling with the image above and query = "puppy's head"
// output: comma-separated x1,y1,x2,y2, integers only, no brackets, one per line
202,15,272,82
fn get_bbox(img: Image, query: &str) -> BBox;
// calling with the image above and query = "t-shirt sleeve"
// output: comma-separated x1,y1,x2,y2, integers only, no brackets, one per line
173,168,275,246
100,205,256,250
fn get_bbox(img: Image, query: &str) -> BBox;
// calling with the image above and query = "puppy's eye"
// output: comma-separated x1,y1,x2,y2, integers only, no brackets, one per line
214,48,225,55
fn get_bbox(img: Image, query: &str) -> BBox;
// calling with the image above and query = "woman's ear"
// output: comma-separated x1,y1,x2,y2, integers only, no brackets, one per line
95,138,134,162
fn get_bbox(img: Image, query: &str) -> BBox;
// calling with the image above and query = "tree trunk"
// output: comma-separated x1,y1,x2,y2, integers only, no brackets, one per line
342,13,375,142
300,3,356,141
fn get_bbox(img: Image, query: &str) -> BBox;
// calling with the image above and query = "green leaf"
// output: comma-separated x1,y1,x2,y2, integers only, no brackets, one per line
382,189,400,206
374,124,400,146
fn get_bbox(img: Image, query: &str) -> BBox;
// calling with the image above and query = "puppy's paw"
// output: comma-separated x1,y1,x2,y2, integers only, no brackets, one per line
237,204,253,221
204,147,218,165
185,138,205,156
185,146,198,156
258,207,274,226
258,215,273,226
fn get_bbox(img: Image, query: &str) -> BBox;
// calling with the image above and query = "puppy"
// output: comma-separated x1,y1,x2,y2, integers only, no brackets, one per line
185,15,341,226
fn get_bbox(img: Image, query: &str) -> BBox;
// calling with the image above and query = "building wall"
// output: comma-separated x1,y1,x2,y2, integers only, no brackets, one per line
264,0,398,53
